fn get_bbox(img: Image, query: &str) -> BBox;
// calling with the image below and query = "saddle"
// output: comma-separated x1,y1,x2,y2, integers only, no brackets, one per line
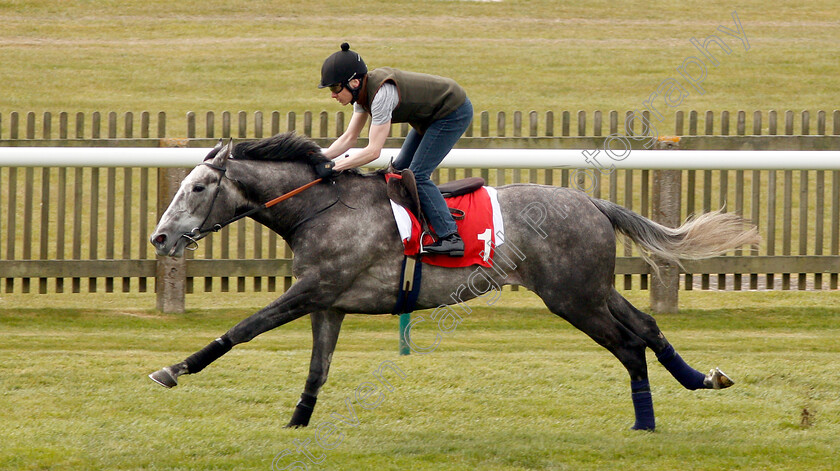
384,167,487,315
384,167,485,231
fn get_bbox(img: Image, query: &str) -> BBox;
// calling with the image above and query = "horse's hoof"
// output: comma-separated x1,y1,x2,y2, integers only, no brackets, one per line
284,423,307,429
149,367,179,388
703,367,734,389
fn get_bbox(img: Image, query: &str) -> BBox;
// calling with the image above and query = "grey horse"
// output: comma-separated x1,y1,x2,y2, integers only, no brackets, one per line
149,133,759,431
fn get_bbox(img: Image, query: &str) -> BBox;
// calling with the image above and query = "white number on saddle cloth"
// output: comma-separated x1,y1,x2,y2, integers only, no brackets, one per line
477,228,493,262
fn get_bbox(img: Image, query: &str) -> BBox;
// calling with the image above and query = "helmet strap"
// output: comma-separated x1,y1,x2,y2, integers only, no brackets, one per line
347,75,365,105
348,83,361,105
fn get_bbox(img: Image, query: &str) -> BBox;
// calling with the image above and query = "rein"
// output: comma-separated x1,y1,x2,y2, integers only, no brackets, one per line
176,161,324,253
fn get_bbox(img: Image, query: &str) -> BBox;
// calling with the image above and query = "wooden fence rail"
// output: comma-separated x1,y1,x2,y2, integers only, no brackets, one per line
3,109,840,141
1,110,839,312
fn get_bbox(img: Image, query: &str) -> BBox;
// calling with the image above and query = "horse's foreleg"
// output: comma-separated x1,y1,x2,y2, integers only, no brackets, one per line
286,310,345,428
548,301,655,430
149,277,326,388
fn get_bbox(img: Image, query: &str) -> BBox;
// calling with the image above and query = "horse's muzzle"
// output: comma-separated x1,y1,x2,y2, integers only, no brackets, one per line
150,232,182,257
150,229,202,257
150,232,169,255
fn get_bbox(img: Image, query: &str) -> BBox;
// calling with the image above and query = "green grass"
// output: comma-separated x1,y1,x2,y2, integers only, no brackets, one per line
2,2,840,469
1,290,838,470
1,1,839,136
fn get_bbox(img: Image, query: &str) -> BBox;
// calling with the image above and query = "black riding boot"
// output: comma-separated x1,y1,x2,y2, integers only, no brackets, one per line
423,232,465,257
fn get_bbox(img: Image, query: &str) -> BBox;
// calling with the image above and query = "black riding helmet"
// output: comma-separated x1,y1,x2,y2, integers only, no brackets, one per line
319,42,367,89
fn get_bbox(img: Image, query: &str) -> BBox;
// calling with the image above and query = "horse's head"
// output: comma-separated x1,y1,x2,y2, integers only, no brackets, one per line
150,138,242,257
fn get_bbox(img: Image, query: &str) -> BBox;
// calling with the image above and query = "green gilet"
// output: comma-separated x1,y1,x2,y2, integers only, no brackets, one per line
358,67,467,133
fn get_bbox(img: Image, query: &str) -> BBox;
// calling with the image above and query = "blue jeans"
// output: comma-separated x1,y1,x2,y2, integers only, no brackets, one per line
393,97,473,238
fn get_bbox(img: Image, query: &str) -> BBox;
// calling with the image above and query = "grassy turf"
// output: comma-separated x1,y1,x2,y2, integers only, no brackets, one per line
2,2,839,469
2,1,838,136
1,290,838,470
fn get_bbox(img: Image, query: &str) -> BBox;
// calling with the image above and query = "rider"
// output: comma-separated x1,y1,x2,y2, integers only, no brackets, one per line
317,43,473,257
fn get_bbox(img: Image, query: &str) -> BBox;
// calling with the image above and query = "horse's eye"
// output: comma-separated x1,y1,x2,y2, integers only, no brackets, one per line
193,185,206,193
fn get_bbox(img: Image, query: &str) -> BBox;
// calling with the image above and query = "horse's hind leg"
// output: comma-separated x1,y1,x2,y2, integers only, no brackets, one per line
606,289,734,390
546,299,657,430
286,310,345,428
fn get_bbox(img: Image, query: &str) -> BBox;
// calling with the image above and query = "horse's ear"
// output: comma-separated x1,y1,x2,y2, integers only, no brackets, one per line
212,137,233,167
203,138,225,162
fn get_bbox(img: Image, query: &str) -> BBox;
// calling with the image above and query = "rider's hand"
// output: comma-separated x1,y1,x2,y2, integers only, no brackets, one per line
315,161,339,180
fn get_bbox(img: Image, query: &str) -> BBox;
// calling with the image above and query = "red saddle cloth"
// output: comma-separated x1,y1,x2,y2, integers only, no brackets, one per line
388,178,504,268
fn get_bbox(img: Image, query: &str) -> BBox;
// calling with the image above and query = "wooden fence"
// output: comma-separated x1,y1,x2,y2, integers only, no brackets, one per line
1,109,839,311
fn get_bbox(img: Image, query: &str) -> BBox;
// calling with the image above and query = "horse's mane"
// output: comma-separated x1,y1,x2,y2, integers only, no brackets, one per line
232,132,329,166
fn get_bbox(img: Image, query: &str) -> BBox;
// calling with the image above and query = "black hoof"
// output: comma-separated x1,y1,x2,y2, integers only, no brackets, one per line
149,367,178,388
284,393,316,428
284,422,307,429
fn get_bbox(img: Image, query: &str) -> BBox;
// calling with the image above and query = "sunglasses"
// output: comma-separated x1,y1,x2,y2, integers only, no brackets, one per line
328,83,344,94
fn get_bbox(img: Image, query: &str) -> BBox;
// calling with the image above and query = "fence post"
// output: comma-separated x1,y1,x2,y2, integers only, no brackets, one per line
155,139,188,313
650,137,682,313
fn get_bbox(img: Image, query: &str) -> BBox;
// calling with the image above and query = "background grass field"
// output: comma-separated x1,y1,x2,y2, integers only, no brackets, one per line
2,1,839,135
2,1,840,470
1,290,839,470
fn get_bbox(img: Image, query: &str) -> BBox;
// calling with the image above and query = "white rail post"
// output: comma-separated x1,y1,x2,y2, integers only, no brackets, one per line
650,137,682,314
155,139,188,313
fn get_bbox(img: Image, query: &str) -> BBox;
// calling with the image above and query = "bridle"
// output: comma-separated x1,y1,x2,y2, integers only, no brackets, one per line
172,160,325,255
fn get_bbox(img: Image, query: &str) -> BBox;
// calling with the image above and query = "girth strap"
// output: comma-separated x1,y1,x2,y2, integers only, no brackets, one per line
392,255,423,315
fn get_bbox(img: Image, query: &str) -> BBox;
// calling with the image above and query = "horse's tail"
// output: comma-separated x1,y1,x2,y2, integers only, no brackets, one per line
588,197,760,270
